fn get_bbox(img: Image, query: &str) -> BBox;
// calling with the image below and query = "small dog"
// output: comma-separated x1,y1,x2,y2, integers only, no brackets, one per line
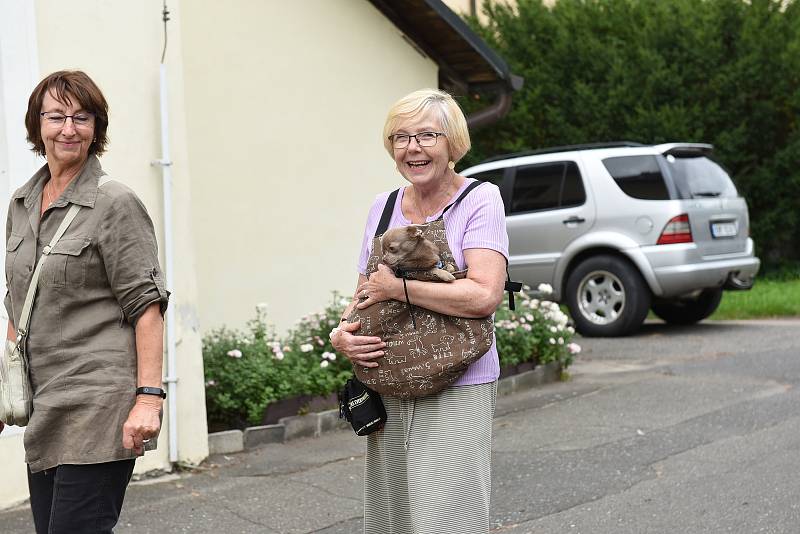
381,225,455,282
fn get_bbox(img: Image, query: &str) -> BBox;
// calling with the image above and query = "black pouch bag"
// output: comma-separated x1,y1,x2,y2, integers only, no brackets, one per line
339,376,387,436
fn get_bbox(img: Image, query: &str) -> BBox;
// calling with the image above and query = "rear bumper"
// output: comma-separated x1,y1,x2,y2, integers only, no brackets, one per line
640,238,761,297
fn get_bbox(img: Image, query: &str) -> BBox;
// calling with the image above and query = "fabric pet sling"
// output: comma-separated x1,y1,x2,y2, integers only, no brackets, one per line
347,181,522,398
0,202,86,426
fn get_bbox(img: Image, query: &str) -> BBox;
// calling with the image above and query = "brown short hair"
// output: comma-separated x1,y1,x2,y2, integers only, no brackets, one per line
25,70,109,156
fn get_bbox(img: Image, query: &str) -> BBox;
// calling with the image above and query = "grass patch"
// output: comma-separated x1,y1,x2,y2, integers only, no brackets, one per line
711,278,800,319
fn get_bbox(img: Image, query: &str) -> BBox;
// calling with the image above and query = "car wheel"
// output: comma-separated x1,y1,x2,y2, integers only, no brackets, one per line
651,288,723,325
565,255,651,337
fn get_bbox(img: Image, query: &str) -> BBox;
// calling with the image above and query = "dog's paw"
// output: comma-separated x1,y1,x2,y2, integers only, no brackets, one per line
432,269,456,282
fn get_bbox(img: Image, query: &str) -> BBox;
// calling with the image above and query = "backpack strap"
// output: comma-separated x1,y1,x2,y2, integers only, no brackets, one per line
374,181,522,310
438,180,523,310
437,180,484,220
374,188,401,238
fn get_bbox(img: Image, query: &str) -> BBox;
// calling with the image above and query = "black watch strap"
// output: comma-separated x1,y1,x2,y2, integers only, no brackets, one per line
136,386,167,399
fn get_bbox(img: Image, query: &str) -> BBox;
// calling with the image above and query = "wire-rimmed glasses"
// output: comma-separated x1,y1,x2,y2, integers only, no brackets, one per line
40,112,95,129
388,131,445,149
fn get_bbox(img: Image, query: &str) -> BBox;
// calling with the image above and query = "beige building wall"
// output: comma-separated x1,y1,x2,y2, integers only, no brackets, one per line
1,0,441,510
0,0,208,509
443,0,521,24
180,0,438,334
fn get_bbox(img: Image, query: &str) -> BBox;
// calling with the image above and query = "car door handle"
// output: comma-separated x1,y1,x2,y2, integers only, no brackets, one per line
562,216,585,225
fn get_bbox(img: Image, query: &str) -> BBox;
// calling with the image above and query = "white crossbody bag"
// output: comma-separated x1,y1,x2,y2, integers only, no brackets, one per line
0,202,84,427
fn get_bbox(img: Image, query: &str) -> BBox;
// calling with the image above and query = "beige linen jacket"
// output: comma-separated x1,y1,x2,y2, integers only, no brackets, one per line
4,156,168,473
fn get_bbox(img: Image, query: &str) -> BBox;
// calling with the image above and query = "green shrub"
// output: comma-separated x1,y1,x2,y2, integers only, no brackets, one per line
495,284,580,368
282,292,353,397
203,288,578,428
203,306,296,428
461,0,800,269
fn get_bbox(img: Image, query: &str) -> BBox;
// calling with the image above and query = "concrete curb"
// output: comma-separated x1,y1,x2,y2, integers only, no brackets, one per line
207,361,563,455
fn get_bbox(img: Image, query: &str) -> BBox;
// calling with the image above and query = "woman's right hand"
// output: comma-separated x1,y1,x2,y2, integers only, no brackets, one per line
330,321,385,368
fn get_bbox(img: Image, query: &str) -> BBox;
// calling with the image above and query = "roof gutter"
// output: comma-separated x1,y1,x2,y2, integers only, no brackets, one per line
369,0,523,130
465,80,522,130
422,0,523,130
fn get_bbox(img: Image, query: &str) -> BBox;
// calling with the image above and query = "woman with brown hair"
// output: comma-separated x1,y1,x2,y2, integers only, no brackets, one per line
0,70,168,533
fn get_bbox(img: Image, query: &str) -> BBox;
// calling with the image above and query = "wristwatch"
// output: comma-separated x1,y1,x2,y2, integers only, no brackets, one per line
136,386,167,399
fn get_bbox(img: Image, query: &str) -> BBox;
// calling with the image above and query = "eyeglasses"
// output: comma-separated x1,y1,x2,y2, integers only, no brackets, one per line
40,112,95,129
388,131,445,149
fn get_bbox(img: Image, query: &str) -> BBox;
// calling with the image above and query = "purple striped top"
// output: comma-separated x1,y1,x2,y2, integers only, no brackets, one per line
357,178,510,386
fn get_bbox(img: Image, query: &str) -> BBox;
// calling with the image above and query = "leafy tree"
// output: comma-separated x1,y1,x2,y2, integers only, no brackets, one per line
461,0,799,269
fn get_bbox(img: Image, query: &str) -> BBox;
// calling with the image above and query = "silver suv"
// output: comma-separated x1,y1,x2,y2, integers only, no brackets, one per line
463,142,761,337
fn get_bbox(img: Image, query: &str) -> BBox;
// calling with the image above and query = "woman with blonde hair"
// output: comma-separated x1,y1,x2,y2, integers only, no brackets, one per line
331,88,509,533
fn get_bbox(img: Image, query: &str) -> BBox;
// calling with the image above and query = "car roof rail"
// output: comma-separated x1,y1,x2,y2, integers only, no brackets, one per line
477,141,647,164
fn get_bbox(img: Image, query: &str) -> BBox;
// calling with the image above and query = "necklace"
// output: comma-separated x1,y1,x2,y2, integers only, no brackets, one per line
43,181,55,207
411,174,457,221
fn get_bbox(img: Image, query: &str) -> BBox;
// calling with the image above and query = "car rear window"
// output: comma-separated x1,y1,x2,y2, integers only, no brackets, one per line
602,155,671,200
470,169,505,189
511,161,585,213
665,155,738,199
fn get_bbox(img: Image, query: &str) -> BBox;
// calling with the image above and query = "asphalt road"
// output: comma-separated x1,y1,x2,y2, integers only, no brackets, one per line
2,319,798,533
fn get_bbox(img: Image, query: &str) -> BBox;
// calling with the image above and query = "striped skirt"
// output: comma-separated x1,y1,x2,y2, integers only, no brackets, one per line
364,381,497,534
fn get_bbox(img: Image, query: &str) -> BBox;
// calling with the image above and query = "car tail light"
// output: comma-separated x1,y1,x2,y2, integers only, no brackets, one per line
657,214,693,245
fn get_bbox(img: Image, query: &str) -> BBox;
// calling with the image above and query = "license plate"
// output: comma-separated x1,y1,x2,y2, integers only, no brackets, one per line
711,221,738,238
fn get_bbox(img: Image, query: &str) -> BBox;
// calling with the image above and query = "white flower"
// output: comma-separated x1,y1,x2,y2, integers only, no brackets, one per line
537,283,553,294
519,316,527,323
549,325,558,333
205,380,216,387
568,342,582,354
522,324,532,331
528,299,540,309
226,349,242,358
558,337,564,344
300,343,314,353
316,337,325,346
525,314,534,322
320,360,330,368
283,345,291,352
549,338,556,345
274,351,285,360
322,351,336,361
522,284,532,291
567,326,575,334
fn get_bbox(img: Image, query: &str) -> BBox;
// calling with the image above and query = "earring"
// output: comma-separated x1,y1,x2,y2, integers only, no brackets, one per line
447,161,455,170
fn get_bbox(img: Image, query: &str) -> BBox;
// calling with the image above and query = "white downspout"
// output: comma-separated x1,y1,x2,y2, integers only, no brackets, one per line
155,2,178,465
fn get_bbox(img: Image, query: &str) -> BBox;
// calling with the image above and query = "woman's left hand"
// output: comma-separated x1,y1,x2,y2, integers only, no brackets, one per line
122,396,162,455
356,264,401,309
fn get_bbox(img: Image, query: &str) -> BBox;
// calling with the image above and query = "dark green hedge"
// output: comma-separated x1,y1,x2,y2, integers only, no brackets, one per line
461,0,799,269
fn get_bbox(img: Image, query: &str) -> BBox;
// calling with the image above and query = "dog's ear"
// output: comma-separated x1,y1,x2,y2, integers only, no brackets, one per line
406,225,424,239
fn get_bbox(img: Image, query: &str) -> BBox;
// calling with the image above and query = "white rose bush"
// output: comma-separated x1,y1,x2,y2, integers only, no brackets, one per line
203,286,579,430
494,283,579,369
202,305,297,429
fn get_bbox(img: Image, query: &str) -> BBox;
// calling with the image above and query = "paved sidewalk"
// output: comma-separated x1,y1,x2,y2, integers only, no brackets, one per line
3,320,799,533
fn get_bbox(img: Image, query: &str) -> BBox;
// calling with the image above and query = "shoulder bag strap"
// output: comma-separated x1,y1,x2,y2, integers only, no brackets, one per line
16,204,82,337
15,176,112,338
374,188,401,238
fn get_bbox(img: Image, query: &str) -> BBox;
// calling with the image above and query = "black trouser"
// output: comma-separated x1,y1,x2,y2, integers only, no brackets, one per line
27,459,136,534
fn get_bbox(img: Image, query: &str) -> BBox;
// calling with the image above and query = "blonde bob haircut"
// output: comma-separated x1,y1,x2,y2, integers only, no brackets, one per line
383,88,471,163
